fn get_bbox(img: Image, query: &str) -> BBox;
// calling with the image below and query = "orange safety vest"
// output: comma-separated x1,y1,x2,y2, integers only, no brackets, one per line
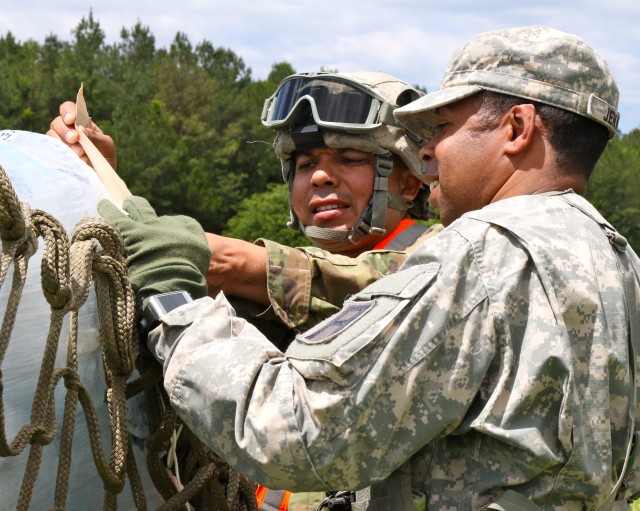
256,484,292,511
373,218,426,250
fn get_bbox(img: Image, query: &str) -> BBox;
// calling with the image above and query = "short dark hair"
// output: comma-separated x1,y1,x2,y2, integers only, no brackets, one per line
475,91,610,177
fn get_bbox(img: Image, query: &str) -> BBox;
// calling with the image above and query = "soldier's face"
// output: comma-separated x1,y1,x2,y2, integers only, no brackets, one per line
291,147,376,231
418,96,509,226
290,147,412,253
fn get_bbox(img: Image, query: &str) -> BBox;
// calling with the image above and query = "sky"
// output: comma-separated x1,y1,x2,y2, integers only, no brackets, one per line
3,0,640,133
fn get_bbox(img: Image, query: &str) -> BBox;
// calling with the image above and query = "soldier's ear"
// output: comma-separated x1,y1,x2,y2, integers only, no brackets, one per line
504,103,536,155
402,174,422,201
391,156,422,201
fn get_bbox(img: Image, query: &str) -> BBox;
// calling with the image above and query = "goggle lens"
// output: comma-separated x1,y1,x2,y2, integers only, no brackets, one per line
263,76,382,130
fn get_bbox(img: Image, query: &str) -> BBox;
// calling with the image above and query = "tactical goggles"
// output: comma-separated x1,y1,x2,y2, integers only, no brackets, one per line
261,73,396,132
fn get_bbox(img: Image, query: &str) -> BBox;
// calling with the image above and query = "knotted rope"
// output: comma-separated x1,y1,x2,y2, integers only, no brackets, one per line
0,161,140,510
0,162,258,511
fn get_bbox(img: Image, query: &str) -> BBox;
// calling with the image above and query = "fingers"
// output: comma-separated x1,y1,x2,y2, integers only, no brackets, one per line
47,101,90,164
86,125,118,170
60,101,76,122
123,196,157,221
46,101,118,170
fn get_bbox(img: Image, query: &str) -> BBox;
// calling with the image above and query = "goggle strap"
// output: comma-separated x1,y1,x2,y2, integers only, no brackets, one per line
378,101,397,127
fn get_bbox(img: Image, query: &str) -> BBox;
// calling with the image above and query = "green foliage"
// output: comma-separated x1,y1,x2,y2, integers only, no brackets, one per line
587,129,640,252
1,11,639,255
0,13,291,235
223,183,308,246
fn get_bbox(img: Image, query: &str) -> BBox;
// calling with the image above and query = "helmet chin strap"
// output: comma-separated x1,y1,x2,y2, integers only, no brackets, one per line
299,154,413,250
284,123,414,250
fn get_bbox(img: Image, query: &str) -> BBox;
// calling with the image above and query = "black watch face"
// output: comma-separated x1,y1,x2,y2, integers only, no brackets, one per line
155,292,192,314
140,291,193,335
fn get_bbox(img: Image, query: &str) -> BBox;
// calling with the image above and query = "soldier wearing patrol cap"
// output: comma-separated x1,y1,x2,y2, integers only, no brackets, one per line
102,26,640,511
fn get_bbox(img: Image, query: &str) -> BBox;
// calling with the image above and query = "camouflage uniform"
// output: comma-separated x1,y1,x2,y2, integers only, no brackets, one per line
148,191,640,510
135,26,638,511
226,225,442,357
245,70,439,510
256,224,443,330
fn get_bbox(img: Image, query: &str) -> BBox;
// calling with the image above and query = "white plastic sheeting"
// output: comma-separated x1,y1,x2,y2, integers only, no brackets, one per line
0,130,163,510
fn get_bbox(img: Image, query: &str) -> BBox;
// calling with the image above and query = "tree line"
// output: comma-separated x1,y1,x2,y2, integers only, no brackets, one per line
0,13,638,251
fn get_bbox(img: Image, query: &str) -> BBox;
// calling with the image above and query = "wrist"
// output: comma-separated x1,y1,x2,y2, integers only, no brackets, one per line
207,235,268,300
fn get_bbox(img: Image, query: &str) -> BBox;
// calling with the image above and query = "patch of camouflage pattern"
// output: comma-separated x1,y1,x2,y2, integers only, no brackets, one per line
396,26,620,141
287,491,325,511
257,225,442,330
154,191,640,510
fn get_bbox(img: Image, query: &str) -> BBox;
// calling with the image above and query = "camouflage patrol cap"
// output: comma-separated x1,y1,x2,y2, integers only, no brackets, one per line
395,26,620,140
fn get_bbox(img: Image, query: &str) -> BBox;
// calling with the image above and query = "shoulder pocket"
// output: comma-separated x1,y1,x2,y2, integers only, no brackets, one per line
287,263,440,385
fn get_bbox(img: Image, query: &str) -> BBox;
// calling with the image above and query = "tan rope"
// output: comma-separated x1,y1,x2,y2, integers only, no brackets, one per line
131,350,259,511
0,162,141,509
0,162,259,511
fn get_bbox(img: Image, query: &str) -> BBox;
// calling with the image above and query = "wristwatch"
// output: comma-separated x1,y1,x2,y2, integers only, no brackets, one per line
139,290,193,336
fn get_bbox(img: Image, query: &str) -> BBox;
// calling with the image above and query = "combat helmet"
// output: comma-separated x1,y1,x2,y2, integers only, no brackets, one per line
261,71,430,249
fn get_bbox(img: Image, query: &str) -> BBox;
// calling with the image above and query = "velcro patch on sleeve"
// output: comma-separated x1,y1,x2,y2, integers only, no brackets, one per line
301,300,376,345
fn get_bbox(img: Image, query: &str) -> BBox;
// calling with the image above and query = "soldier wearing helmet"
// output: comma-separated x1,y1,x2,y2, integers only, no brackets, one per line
48,71,442,339
246,71,441,334
129,26,640,511
263,71,432,252
48,69,442,511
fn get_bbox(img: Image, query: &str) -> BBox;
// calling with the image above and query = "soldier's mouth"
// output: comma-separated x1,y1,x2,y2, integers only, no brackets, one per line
314,204,348,213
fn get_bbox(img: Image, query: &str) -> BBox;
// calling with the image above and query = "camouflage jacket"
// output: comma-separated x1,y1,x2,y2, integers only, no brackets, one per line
149,191,640,510
255,223,443,329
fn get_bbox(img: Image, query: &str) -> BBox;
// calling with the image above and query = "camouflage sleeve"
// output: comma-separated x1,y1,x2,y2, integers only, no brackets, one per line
147,224,494,491
256,225,443,330
145,195,639,507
